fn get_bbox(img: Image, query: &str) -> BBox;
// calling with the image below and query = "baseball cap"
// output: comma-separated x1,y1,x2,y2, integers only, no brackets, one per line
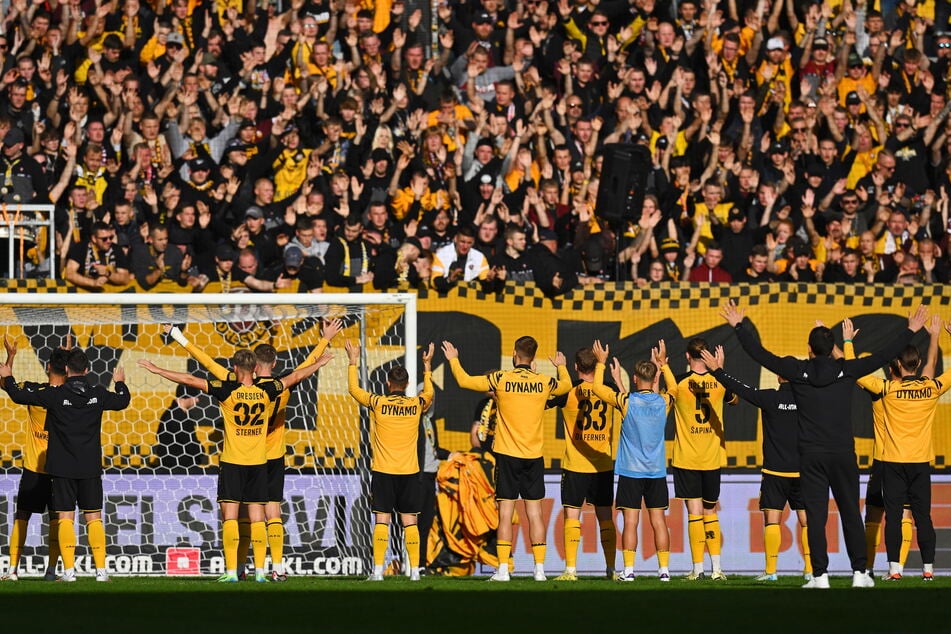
845,91,861,105
167,32,185,47
473,12,493,24
239,118,257,129
284,246,304,268
226,138,249,153
571,160,585,172
245,206,265,220
3,128,24,146
848,52,863,67
634,131,650,144
403,237,423,252
200,52,219,65
727,208,745,222
660,237,680,253
479,173,494,185
215,243,237,261
769,141,787,154
766,37,785,51
189,157,212,171
813,37,829,49
280,124,299,137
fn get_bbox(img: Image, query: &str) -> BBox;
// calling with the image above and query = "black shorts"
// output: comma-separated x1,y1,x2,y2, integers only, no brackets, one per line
672,467,721,505
217,462,267,504
760,473,805,511
371,471,421,515
561,470,614,508
494,454,544,501
865,459,884,509
17,469,52,514
266,458,285,504
51,476,103,513
616,476,669,511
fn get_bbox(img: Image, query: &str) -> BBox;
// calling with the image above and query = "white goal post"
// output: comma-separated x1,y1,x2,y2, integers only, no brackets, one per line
0,292,417,577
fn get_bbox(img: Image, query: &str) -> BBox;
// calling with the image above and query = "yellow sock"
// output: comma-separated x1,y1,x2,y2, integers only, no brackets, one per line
373,523,389,567
657,550,670,569
250,521,267,570
688,515,706,564
532,543,546,565
236,518,251,571
564,519,581,569
58,519,76,570
623,549,635,569
865,521,881,571
404,525,420,570
899,518,913,568
47,518,60,570
266,519,284,574
222,519,239,572
599,519,616,570
801,525,812,575
764,523,781,575
497,540,511,568
87,519,106,570
9,518,27,572
703,514,721,556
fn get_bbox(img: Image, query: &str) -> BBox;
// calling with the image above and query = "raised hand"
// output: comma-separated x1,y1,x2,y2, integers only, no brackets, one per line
344,340,361,364
550,351,567,367
322,317,344,341
651,338,667,367
422,342,435,370
907,304,928,332
698,347,720,371
841,317,859,341
592,339,609,364
441,340,459,360
719,299,744,327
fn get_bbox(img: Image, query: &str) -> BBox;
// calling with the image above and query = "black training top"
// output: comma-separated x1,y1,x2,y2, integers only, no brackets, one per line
2,375,131,478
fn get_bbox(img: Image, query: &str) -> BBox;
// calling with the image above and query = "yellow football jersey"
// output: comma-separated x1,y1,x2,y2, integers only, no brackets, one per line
349,366,434,474
856,373,951,463
13,382,52,474
557,380,617,473
662,366,736,470
450,360,572,459
206,379,284,466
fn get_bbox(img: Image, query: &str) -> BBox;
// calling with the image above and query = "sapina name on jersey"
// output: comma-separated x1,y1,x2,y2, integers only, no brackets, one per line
504,381,545,393
380,403,419,416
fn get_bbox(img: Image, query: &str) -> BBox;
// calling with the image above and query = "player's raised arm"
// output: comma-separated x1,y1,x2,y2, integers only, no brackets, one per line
105,365,132,410
442,340,491,392
846,305,926,378
282,352,333,390
3,335,17,368
138,359,208,391
346,340,373,406
549,351,572,396
591,340,627,409
300,318,345,369
922,315,941,379
420,342,435,409
165,324,230,381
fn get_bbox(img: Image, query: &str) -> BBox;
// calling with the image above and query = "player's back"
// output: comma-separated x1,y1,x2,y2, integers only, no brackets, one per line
559,380,616,473
664,368,733,470
9,380,51,474
208,379,282,466
256,377,291,461
367,393,428,474
490,366,560,459
880,375,951,463
616,390,672,479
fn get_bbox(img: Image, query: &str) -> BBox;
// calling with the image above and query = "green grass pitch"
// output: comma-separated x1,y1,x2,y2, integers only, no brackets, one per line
1,574,948,632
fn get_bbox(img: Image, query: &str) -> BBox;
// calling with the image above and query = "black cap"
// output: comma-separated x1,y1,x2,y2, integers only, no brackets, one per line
3,128,24,146
215,243,237,261
245,206,265,220
189,157,212,171
370,148,391,162
403,237,423,252
727,208,745,221
848,52,863,67
769,141,787,154
284,246,304,268
570,160,584,172
473,12,493,24
239,118,257,129
226,138,249,152
846,91,861,105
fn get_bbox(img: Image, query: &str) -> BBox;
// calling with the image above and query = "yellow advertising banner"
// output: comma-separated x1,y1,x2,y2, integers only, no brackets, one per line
0,281,949,473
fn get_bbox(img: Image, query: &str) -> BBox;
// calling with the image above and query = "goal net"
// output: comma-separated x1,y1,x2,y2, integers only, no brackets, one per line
0,292,417,577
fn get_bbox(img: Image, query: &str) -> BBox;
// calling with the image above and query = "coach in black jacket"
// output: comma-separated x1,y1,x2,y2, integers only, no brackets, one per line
0,348,130,582
719,301,927,588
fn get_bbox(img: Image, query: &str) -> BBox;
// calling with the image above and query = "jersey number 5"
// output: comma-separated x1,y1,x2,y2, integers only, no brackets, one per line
694,390,710,425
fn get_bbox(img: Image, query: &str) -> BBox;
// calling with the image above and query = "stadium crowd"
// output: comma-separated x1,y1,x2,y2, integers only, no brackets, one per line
0,0,950,295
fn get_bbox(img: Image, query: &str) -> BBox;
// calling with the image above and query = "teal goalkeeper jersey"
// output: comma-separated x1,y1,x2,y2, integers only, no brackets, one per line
615,390,672,479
